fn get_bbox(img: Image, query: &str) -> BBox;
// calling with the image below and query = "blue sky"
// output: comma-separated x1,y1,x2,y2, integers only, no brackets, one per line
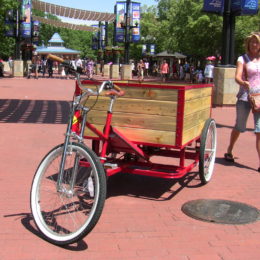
42,0,157,12
39,0,158,25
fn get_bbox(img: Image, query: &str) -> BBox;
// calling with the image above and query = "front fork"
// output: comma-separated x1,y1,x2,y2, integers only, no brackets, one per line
56,100,89,194
56,94,116,193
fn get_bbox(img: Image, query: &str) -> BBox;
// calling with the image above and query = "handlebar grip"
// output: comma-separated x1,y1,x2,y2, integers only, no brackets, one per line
113,84,122,92
113,84,125,96
105,90,125,97
47,54,64,63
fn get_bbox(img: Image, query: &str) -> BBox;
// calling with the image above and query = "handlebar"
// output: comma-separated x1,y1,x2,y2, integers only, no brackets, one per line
47,54,65,63
47,54,74,72
47,54,125,98
93,81,125,97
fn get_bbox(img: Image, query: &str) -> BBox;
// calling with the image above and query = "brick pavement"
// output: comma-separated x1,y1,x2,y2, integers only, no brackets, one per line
0,76,259,260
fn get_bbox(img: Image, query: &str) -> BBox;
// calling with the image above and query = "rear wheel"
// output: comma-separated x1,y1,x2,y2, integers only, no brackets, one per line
199,118,217,184
30,142,106,245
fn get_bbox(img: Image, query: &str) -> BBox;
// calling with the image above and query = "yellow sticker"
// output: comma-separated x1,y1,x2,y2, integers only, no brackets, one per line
72,115,78,125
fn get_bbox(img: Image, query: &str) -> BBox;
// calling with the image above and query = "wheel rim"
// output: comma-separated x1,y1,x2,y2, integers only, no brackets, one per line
202,120,217,182
31,145,100,242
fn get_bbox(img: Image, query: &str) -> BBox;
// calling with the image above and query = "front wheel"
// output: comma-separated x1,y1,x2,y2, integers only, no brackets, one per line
30,142,107,245
199,118,217,184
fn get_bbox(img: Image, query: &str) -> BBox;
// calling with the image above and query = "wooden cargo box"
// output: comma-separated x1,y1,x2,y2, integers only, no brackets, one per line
80,81,213,148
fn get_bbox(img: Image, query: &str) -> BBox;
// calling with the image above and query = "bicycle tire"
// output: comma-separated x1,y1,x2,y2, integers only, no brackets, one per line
199,118,217,184
30,142,107,245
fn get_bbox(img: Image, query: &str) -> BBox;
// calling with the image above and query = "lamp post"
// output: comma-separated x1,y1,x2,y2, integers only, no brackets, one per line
6,0,33,60
4,0,35,76
5,7,24,60
119,0,139,64
203,0,258,66
221,0,236,66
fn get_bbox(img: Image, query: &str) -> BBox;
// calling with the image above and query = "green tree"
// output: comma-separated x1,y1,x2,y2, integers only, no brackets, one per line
0,0,19,59
155,0,260,60
32,9,96,59
156,0,223,59
130,5,159,60
235,14,260,55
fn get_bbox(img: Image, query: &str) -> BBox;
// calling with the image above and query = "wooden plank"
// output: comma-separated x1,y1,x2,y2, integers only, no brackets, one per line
84,124,176,146
79,83,212,146
185,87,212,101
182,121,206,145
183,108,211,131
81,84,179,101
184,96,211,116
82,96,178,116
87,111,176,131
120,86,178,101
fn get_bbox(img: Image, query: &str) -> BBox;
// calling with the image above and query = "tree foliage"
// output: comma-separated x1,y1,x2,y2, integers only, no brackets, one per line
32,9,95,58
141,0,260,60
0,0,19,59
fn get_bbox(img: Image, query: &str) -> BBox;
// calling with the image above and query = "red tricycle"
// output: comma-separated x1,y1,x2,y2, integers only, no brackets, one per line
30,55,216,245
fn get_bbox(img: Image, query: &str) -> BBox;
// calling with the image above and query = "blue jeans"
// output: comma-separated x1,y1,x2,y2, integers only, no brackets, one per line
235,100,260,133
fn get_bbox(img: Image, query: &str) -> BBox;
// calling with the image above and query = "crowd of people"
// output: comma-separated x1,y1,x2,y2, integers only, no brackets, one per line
28,54,95,79
130,58,215,83
1,53,216,84
23,55,214,84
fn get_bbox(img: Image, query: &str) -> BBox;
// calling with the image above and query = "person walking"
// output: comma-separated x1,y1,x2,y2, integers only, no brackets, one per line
131,60,136,77
32,54,40,79
86,59,94,79
152,62,158,76
144,60,149,78
204,61,214,83
179,63,184,80
224,32,260,172
41,56,47,77
183,61,190,82
172,60,178,80
46,57,54,78
160,59,169,82
75,55,83,73
8,56,13,75
137,59,145,82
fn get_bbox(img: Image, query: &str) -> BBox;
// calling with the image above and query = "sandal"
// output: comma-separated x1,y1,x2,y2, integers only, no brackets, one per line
224,153,234,162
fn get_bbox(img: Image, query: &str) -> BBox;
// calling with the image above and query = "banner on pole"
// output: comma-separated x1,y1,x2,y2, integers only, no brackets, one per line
115,2,125,43
92,24,99,50
150,44,155,55
131,2,141,43
100,24,106,49
203,0,259,15
32,20,40,44
232,0,259,15
202,0,224,14
21,0,32,38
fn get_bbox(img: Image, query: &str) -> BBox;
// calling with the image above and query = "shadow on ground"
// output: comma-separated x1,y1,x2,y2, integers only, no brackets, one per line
3,212,88,251
0,99,70,124
107,171,203,201
216,122,254,131
215,156,257,172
